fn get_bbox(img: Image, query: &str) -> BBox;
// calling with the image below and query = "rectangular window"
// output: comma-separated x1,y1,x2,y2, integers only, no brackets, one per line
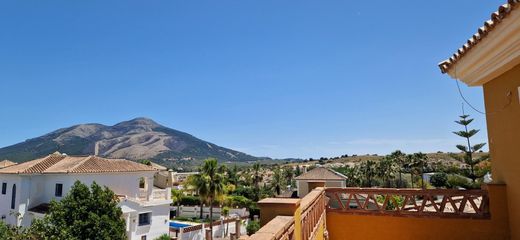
55,183,63,197
138,213,151,226
141,236,147,240
1,183,6,195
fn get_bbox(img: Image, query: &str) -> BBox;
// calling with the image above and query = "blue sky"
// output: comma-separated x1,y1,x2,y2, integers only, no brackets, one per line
0,0,499,158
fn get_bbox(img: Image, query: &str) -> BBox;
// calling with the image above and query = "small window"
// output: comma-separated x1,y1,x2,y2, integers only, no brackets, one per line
138,213,151,226
141,236,147,240
55,183,63,197
1,183,6,195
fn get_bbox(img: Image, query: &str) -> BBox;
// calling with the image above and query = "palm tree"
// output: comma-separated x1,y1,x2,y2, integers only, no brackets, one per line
186,174,209,219
252,163,263,201
376,157,397,187
271,167,284,196
200,158,226,240
360,160,376,187
283,167,294,189
409,153,428,189
171,188,184,218
389,150,407,188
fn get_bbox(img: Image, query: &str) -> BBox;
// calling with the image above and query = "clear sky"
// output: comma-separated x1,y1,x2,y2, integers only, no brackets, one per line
0,0,500,159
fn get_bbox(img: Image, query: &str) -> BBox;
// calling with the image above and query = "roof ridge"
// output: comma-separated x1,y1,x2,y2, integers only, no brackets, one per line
23,154,65,174
69,155,95,173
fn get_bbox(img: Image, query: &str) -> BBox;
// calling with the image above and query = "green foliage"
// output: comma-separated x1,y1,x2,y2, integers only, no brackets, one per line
154,234,171,240
225,195,253,208
179,195,201,206
0,220,36,240
446,175,479,189
246,220,260,235
31,181,126,240
430,173,448,188
452,113,489,182
139,159,152,166
376,195,404,210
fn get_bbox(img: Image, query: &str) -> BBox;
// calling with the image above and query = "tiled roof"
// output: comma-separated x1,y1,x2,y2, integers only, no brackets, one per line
0,160,17,168
294,167,347,181
0,153,156,174
439,0,520,73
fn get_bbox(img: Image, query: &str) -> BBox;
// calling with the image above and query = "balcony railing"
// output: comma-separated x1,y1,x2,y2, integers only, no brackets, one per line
300,189,326,240
325,187,490,219
137,188,169,201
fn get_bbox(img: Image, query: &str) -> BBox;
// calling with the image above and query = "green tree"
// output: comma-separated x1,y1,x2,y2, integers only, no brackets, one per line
271,167,284,195
360,160,376,187
283,167,294,188
252,163,263,201
294,165,302,177
389,150,407,188
452,113,489,182
171,188,184,218
222,206,230,237
200,158,226,239
409,153,428,189
186,174,209,219
227,165,240,185
376,157,397,187
32,181,126,240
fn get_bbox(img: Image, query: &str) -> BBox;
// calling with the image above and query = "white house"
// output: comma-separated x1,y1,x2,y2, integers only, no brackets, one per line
294,167,347,197
0,153,172,240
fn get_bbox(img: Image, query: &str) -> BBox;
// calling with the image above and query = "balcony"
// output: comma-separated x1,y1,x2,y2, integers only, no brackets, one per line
137,188,170,202
250,184,510,240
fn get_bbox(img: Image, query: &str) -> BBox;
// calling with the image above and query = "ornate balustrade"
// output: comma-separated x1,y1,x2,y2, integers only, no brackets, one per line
325,188,490,219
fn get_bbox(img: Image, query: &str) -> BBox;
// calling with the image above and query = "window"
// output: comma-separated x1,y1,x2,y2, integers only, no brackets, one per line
1,182,6,195
138,213,151,226
55,183,63,197
11,184,16,210
141,236,147,240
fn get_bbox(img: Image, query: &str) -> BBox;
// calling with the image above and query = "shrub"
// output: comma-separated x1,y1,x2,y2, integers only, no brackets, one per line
447,175,472,189
246,220,260,235
430,173,448,188
248,203,260,219
179,195,200,206
155,234,171,240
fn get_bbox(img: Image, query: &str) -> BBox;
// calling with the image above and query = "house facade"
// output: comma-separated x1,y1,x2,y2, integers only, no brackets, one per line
0,153,172,240
294,167,346,197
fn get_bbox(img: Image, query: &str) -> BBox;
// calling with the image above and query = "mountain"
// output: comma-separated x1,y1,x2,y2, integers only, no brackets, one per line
0,118,263,168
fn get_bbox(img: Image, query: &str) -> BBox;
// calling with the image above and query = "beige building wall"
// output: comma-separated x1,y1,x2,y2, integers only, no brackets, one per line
483,64,520,239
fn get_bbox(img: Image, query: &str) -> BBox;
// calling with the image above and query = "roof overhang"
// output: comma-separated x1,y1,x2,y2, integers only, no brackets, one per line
440,1,520,86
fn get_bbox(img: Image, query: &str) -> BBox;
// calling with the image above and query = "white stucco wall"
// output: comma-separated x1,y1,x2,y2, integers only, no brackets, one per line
0,171,170,240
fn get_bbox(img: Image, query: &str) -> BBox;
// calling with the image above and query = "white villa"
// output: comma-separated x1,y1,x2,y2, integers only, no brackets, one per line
0,153,171,240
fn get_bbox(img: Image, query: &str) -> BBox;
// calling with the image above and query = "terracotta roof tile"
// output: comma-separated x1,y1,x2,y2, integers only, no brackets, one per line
0,160,17,168
294,167,347,180
0,153,155,174
439,0,520,73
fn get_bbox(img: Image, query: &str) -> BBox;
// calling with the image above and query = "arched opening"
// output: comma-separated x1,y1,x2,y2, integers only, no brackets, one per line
11,184,16,210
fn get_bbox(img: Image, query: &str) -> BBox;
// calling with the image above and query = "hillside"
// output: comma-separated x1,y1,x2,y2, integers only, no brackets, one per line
0,118,263,168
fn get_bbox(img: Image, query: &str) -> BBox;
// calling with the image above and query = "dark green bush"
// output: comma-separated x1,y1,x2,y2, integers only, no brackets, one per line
179,195,201,206
430,173,448,188
246,220,260,235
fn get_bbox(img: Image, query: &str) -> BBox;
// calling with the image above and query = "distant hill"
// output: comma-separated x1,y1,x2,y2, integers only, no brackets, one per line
0,117,264,168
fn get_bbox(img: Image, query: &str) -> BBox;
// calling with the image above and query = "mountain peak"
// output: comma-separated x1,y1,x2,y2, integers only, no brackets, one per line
114,117,161,129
